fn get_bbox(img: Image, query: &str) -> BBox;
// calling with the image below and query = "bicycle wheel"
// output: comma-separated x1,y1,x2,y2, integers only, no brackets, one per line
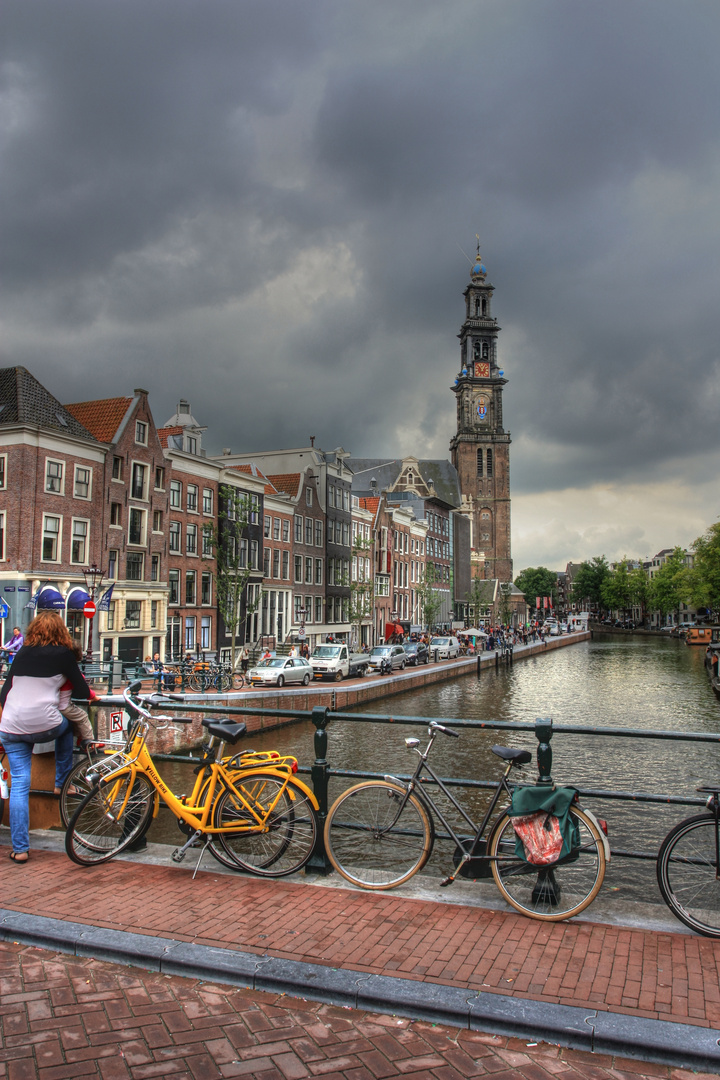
59,753,106,828
324,781,434,890
65,773,155,866
231,672,245,690
489,806,606,921
217,671,232,692
657,812,720,937
213,773,318,877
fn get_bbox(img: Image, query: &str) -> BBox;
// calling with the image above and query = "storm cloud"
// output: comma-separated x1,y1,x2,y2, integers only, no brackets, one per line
2,0,719,568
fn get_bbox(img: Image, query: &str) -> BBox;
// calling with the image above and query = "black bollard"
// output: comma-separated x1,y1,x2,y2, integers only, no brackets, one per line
535,717,553,785
477,653,481,678
306,705,332,874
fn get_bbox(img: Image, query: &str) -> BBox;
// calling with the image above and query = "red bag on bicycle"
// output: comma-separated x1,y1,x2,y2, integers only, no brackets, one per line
510,811,564,865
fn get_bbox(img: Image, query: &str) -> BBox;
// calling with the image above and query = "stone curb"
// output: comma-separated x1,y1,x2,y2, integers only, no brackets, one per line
0,908,718,1071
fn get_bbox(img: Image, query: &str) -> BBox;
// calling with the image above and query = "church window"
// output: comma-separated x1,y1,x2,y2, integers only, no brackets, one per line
476,449,483,476
482,343,489,359
474,298,480,317
486,449,493,477
482,298,487,316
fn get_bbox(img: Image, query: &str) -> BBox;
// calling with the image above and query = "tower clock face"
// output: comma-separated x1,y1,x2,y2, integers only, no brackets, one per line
474,361,490,378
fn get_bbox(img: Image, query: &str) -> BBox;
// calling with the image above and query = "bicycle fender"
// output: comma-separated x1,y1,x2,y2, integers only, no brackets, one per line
581,806,611,863
237,768,320,811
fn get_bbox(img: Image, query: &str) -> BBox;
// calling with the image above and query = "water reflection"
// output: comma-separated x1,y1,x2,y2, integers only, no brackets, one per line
148,635,720,905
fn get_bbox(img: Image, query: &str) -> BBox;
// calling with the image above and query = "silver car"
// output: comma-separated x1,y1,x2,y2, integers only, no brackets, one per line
248,656,312,687
367,645,407,673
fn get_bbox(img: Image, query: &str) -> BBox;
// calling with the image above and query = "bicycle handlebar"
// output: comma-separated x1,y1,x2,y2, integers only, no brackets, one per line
430,721,460,738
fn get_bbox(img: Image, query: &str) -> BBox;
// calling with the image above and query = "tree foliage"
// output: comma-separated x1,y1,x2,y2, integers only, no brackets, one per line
348,535,374,640
689,522,720,617
649,547,689,619
205,484,261,668
601,559,633,615
498,580,513,625
514,567,557,609
417,563,443,630
571,556,610,610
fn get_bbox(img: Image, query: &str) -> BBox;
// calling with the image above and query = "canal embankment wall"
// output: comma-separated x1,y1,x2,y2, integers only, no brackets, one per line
91,631,591,755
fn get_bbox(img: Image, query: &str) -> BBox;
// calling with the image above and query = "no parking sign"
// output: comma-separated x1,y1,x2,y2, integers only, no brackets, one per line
108,711,128,742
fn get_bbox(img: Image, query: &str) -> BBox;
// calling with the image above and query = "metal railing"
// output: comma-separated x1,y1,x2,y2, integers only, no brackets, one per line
85,695,718,873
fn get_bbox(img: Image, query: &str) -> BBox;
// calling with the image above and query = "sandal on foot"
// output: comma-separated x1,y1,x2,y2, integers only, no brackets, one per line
8,851,29,864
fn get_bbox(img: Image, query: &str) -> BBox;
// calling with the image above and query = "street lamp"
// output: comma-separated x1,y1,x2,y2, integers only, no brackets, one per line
82,563,105,663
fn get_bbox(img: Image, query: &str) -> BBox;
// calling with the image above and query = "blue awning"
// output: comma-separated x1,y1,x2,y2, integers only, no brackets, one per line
36,587,66,610
66,589,91,610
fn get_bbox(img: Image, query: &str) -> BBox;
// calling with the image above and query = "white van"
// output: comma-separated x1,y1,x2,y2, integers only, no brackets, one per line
429,636,461,659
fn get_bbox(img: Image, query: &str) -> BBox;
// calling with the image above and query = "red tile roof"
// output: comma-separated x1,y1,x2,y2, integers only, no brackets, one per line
267,473,301,497
359,496,380,514
64,397,132,442
157,425,183,448
227,463,285,498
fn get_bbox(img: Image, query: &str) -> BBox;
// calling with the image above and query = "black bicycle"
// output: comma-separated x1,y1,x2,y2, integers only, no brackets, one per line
324,721,609,922
656,784,720,937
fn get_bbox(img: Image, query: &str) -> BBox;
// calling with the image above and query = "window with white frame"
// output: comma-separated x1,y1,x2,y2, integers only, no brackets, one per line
0,455,6,489
155,466,165,490
294,555,302,583
294,515,302,542
201,572,212,605
315,558,323,585
169,521,181,552
186,570,196,605
294,595,304,622
112,456,123,480
187,484,198,512
305,487,313,507
201,616,211,650
131,463,148,500
107,602,115,630
250,540,259,569
170,481,181,508
249,495,259,524
305,556,313,584
186,435,197,455
108,549,118,579
128,507,145,546
153,509,162,532
0,511,5,559
273,549,280,578
273,518,280,540
263,548,271,577
264,515,271,538
125,599,141,628
305,518,313,545
315,520,323,546
185,616,196,649
315,596,323,623
168,570,180,605
282,519,290,542
135,420,148,445
282,550,289,579
151,553,160,581
202,524,213,556
45,459,64,494
305,596,313,622
42,515,61,561
126,552,143,581
150,601,158,629
71,519,88,564
202,488,213,515
73,466,91,499
186,523,197,555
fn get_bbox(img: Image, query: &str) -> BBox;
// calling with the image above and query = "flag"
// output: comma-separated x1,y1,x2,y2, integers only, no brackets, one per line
97,584,114,611
536,597,541,609
543,597,548,609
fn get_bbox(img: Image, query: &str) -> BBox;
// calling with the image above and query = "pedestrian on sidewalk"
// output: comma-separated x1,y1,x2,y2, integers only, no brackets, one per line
0,611,91,864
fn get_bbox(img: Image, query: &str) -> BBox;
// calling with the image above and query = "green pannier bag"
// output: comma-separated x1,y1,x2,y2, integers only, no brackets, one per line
508,785,580,865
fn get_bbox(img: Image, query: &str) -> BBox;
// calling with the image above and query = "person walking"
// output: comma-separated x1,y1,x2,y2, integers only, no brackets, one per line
0,611,91,863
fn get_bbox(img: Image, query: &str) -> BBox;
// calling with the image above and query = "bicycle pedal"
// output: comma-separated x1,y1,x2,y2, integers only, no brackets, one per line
171,848,187,863
439,875,455,887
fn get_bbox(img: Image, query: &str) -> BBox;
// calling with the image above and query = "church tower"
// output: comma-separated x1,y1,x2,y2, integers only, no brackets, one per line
449,247,512,581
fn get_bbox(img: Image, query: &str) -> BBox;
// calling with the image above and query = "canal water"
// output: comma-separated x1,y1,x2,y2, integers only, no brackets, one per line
149,634,720,905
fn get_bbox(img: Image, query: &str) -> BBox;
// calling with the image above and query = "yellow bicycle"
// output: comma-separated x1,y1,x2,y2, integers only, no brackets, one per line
64,682,319,876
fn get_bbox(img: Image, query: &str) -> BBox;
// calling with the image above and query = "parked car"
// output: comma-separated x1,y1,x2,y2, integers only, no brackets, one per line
367,645,406,673
429,636,461,659
403,641,429,666
248,656,312,687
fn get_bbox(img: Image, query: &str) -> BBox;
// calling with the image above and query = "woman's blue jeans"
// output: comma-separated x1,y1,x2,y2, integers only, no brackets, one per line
2,719,73,853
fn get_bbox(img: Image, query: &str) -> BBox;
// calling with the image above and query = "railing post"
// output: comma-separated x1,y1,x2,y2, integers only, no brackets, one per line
477,653,481,678
535,717,553,784
305,705,332,874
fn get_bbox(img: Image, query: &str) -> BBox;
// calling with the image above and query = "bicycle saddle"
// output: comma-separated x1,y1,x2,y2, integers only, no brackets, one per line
492,745,532,764
201,718,247,744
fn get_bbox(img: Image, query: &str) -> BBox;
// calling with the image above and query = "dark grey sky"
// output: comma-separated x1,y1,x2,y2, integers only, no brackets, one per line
2,0,719,568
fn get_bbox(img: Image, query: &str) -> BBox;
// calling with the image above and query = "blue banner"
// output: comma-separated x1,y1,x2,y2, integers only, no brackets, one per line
97,584,115,612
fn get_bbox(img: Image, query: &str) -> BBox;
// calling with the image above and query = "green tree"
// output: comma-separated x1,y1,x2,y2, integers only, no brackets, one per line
571,556,610,611
628,563,651,626
348,536,374,645
514,567,557,612
205,484,262,670
649,547,689,625
498,581,513,626
689,522,720,618
602,559,633,619
417,563,443,631
466,575,493,625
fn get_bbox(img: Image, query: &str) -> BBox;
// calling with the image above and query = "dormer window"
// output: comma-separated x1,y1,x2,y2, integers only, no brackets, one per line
185,435,197,455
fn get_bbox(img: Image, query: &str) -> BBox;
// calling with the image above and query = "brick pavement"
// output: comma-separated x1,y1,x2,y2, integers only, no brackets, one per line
0,940,716,1080
2,849,720,1030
